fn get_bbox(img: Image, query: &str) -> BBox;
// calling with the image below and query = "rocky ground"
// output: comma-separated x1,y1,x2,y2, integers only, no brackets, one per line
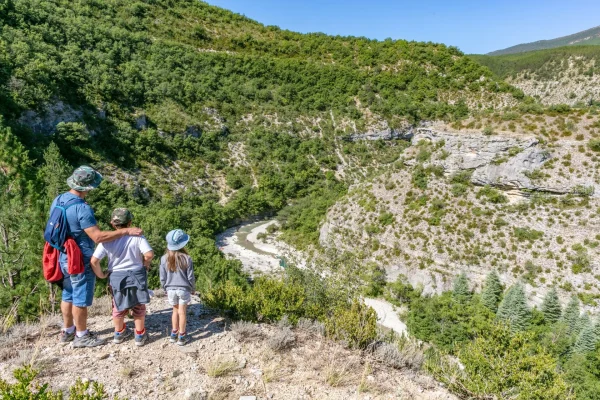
0,292,454,400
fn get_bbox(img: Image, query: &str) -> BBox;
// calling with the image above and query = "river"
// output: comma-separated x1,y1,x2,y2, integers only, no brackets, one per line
216,220,408,335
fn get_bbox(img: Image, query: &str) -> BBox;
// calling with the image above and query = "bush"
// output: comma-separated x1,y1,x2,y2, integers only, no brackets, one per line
513,227,544,242
267,327,296,351
325,298,378,349
374,339,425,371
428,324,573,400
476,185,508,204
588,139,600,152
0,366,113,400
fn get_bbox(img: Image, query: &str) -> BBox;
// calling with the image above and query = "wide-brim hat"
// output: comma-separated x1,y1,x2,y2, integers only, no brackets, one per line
167,229,190,251
67,165,103,192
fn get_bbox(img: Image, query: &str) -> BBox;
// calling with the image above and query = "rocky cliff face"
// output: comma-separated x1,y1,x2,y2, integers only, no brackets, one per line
320,124,600,311
408,127,599,196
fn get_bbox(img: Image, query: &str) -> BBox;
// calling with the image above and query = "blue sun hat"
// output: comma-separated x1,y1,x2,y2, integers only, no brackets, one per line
166,229,190,251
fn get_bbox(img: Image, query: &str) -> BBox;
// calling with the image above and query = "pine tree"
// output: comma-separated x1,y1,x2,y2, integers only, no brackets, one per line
594,319,600,339
561,295,581,335
541,287,562,323
37,141,71,205
496,283,530,331
574,320,597,354
576,313,591,334
452,272,471,300
481,271,503,312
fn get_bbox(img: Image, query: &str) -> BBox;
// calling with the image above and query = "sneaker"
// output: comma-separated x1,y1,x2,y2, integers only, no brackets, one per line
113,328,133,344
169,331,179,344
73,331,105,348
135,331,149,347
177,333,191,346
60,329,75,344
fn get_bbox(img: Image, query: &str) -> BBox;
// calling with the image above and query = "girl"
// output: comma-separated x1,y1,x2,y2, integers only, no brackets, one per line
159,229,195,345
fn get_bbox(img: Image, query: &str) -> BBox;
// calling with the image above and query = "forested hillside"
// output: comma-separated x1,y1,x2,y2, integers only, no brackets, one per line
472,46,600,105
0,0,523,321
488,25,600,55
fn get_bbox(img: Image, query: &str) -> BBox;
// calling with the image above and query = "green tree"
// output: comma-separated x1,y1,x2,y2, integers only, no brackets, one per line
430,324,573,400
37,142,71,206
562,295,581,335
452,272,471,300
481,270,503,311
497,283,530,331
574,322,598,354
541,287,562,323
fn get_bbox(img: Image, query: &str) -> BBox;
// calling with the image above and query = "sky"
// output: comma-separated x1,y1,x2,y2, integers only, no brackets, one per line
205,0,600,54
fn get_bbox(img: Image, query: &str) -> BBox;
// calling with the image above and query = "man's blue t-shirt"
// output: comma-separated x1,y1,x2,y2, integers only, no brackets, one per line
50,192,97,261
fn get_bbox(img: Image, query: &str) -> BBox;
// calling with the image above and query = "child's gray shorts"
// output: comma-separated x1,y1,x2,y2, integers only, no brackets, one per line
167,288,191,306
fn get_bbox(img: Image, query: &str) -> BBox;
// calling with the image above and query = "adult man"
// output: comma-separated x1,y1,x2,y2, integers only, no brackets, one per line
51,166,142,347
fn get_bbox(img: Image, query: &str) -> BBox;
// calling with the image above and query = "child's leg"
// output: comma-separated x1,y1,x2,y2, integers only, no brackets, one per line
132,304,146,332
172,305,179,332
178,304,188,334
113,316,125,332
112,299,126,331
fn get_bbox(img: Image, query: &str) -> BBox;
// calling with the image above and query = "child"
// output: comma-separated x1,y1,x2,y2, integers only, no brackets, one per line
160,229,195,346
90,208,154,346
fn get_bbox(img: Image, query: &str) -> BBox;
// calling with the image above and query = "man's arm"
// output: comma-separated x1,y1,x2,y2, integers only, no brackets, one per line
90,256,108,279
84,225,143,244
143,250,154,270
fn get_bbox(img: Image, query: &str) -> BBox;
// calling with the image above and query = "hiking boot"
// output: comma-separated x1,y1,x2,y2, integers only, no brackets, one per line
177,333,191,346
135,331,148,347
73,331,105,348
60,329,75,344
113,328,133,344
169,331,179,344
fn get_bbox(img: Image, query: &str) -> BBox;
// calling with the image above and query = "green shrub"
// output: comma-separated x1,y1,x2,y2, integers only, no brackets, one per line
477,185,508,204
0,366,113,400
325,298,377,349
428,324,573,400
588,139,600,152
513,227,544,242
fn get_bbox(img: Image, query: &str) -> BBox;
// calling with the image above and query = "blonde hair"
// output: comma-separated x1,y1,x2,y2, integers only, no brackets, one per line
166,248,189,273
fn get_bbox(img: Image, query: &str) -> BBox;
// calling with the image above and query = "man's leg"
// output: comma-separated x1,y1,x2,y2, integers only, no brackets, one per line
73,306,88,332
59,262,76,343
61,301,73,328
72,267,104,348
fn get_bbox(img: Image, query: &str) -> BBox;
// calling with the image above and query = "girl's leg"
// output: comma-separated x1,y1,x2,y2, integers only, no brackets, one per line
178,304,188,334
172,305,179,332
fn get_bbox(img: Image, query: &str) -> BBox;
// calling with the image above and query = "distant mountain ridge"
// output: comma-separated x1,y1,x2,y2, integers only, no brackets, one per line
489,25,600,55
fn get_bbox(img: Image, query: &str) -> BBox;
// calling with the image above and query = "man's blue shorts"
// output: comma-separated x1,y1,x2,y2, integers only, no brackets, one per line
60,259,96,307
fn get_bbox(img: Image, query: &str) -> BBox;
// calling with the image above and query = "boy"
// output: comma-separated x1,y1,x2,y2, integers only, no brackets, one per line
91,208,153,346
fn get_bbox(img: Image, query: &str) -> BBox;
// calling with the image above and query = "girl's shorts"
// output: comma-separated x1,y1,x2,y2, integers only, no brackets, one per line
167,289,191,306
